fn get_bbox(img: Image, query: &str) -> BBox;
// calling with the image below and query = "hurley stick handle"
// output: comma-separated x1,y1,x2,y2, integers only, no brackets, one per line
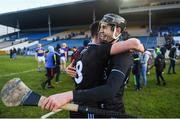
38,96,79,112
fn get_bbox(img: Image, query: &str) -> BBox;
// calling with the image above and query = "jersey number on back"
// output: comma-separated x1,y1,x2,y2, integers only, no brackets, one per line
75,60,83,84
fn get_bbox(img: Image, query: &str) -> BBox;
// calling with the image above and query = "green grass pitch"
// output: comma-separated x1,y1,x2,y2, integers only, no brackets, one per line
0,55,179,118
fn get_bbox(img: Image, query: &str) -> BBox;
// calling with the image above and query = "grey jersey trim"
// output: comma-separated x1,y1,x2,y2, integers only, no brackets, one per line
111,69,125,78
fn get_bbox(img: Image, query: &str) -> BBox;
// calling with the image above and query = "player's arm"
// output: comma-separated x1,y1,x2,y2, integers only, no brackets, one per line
73,53,132,102
41,55,131,111
110,38,144,55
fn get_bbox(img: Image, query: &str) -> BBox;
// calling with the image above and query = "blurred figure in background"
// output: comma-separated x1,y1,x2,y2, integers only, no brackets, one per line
36,44,45,72
12,48,17,59
154,50,166,86
55,44,61,83
132,52,141,91
71,47,80,62
60,43,67,72
146,50,153,75
140,49,150,87
160,45,167,58
41,46,56,89
168,44,177,74
9,49,13,60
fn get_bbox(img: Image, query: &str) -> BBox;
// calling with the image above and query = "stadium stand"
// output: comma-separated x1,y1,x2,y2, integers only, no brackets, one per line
138,36,157,48
43,28,88,40
0,39,26,49
128,26,149,36
21,32,50,41
1,41,39,51
0,0,179,55
43,38,89,49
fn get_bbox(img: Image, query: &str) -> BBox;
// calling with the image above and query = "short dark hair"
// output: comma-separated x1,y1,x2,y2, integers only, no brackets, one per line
83,39,90,47
89,21,99,38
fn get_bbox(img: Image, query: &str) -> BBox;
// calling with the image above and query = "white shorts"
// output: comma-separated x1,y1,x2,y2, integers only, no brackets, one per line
38,56,45,63
60,57,66,63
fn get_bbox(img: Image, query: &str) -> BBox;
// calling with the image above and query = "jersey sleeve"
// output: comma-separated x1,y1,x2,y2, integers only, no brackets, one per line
73,52,133,103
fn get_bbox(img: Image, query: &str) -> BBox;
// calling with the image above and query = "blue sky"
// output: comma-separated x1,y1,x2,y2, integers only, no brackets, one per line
0,0,82,35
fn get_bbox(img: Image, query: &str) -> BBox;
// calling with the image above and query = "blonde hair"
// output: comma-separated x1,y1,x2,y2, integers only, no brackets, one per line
61,43,67,47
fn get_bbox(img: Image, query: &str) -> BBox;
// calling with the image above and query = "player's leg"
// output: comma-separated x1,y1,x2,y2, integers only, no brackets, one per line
55,65,61,83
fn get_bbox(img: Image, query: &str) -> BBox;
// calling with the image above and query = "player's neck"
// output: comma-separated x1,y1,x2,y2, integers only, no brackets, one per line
91,37,100,45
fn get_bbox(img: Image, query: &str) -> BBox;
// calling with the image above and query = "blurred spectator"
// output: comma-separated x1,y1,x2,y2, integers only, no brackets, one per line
160,45,167,58
168,44,177,74
78,39,90,53
121,29,130,41
41,46,56,89
55,44,61,83
71,47,80,62
36,44,45,72
12,48,17,59
164,34,175,50
176,43,180,58
9,49,13,59
140,49,150,87
146,50,153,75
132,52,141,91
60,43,68,72
154,51,166,86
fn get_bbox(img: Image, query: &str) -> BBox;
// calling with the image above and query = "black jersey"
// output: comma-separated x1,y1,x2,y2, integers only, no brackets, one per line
101,52,133,113
73,43,112,90
73,51,133,117
70,43,111,118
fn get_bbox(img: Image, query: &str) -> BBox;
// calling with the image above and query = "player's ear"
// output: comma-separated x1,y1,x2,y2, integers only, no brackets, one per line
116,27,121,34
114,27,121,37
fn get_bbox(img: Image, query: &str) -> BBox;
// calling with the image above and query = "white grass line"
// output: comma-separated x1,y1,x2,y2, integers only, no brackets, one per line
0,69,36,78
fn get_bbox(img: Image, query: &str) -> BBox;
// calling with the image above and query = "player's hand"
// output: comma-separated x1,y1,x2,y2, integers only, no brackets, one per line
129,38,144,53
41,91,73,112
137,44,145,53
66,63,76,77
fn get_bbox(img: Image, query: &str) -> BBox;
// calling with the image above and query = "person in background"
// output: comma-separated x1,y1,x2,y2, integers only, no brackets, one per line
60,43,67,72
9,49,13,60
140,49,150,87
146,50,153,75
55,44,61,83
121,29,130,41
160,45,166,58
168,44,177,74
176,43,180,58
12,48,17,59
36,44,45,72
78,39,90,54
132,52,141,91
154,50,166,86
71,47,80,63
41,46,56,89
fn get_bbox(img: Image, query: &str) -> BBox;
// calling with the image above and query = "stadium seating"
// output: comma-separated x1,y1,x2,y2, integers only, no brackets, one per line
138,36,157,48
128,26,149,36
20,32,51,41
42,38,90,50
1,41,39,51
43,28,88,41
